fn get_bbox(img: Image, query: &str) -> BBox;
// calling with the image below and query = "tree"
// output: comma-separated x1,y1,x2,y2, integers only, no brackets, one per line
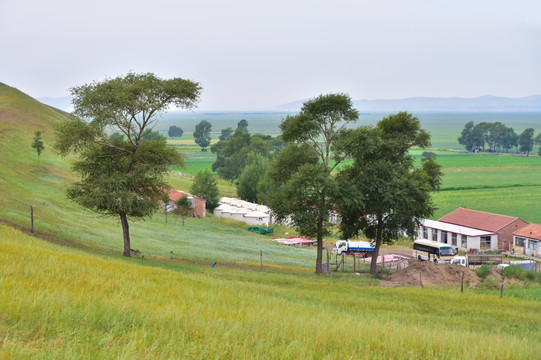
421,151,436,162
174,196,192,226
535,133,541,156
54,72,201,256
194,120,212,151
219,127,234,141
190,169,219,209
336,112,442,275
211,129,271,180
236,152,270,203
237,119,248,133
31,131,45,164
264,93,359,274
141,129,166,141
518,128,534,156
168,125,184,138
458,121,474,151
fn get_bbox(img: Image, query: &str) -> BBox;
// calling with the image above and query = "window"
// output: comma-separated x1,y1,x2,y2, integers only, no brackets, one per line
461,235,467,249
452,233,457,246
441,231,448,244
515,237,526,247
480,236,491,250
528,240,538,251
432,229,438,241
422,226,428,239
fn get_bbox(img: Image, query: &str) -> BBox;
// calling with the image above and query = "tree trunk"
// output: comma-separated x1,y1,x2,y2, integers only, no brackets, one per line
315,216,324,274
120,213,131,257
370,218,384,275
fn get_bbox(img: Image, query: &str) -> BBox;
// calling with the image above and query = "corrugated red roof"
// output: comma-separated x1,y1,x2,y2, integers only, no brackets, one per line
514,223,541,241
439,207,521,232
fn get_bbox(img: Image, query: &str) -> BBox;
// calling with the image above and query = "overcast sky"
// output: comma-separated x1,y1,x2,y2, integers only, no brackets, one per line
1,0,540,110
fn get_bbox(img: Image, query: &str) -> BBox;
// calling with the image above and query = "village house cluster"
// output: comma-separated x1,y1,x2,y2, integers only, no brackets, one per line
416,207,540,258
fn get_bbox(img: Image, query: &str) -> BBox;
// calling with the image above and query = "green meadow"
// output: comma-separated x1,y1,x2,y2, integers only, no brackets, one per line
2,224,541,359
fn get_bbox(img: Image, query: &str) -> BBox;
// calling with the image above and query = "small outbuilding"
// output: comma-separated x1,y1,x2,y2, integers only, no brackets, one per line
513,223,541,258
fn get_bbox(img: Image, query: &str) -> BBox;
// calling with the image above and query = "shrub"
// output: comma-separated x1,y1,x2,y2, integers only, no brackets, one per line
476,265,491,279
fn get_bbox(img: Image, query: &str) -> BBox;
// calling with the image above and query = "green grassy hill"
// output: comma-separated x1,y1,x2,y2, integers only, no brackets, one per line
0,83,316,268
2,224,541,359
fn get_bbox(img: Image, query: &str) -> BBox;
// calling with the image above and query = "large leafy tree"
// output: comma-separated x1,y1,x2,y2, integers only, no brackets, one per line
264,93,359,274
193,120,212,151
336,112,442,275
54,72,201,256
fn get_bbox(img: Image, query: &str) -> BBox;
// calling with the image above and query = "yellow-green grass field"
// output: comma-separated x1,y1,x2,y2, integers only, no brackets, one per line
2,224,541,359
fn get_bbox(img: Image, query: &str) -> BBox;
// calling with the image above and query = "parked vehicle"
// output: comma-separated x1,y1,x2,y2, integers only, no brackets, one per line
413,239,455,263
451,256,468,267
332,240,374,255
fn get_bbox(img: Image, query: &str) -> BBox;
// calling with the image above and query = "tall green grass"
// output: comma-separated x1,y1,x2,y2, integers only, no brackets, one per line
2,224,541,359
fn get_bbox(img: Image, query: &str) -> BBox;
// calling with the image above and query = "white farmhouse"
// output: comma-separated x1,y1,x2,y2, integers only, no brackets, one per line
417,219,498,252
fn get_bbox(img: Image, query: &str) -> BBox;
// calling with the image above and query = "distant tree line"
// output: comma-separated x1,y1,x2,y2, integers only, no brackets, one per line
458,121,541,156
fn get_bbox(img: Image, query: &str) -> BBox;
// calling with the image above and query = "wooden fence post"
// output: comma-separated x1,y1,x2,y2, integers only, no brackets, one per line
461,271,465,293
260,250,263,271
30,206,34,234
419,271,424,288
500,273,505,298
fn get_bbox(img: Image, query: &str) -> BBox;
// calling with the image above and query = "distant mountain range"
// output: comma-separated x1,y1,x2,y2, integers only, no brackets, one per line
274,95,541,113
39,95,541,113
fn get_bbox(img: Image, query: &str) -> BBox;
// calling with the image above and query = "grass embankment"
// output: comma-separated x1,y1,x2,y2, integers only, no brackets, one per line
2,224,541,359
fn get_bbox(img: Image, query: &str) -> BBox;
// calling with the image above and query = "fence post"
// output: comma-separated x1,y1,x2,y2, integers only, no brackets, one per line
260,250,263,271
461,271,465,293
30,206,34,234
420,271,424,288
500,272,505,298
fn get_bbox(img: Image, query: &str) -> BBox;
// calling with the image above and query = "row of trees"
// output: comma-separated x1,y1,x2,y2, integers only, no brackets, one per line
54,73,441,276
458,121,540,156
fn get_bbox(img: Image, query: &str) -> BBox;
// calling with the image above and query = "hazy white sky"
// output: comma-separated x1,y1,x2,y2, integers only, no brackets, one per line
1,0,540,110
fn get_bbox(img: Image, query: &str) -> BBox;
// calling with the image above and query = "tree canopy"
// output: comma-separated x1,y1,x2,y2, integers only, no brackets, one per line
54,72,201,256
219,127,234,141
190,169,219,209
237,119,248,133
193,120,212,151
336,112,442,275
518,128,534,156
168,125,184,138
211,129,271,180
263,93,359,273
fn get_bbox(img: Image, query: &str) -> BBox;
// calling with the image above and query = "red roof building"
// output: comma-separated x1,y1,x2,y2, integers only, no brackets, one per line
513,223,541,258
167,189,206,218
439,208,528,251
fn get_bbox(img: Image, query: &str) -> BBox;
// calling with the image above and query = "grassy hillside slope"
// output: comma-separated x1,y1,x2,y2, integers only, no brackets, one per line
0,83,315,268
2,224,541,359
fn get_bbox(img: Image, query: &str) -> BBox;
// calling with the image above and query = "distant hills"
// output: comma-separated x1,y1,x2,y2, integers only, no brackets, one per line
274,95,541,113
37,94,541,113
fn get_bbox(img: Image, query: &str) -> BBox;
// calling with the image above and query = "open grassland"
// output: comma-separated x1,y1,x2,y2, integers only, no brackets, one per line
2,224,541,359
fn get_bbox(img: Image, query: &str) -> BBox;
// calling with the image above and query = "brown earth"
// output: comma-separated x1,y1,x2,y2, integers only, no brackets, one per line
380,261,481,287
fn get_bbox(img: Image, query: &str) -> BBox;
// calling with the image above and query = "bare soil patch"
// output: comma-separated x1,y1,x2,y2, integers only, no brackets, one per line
381,261,480,287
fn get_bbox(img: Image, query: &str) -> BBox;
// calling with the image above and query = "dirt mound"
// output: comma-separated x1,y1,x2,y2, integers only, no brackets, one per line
381,261,480,287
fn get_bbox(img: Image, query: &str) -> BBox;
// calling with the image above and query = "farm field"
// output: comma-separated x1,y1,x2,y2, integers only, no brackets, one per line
2,224,541,359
